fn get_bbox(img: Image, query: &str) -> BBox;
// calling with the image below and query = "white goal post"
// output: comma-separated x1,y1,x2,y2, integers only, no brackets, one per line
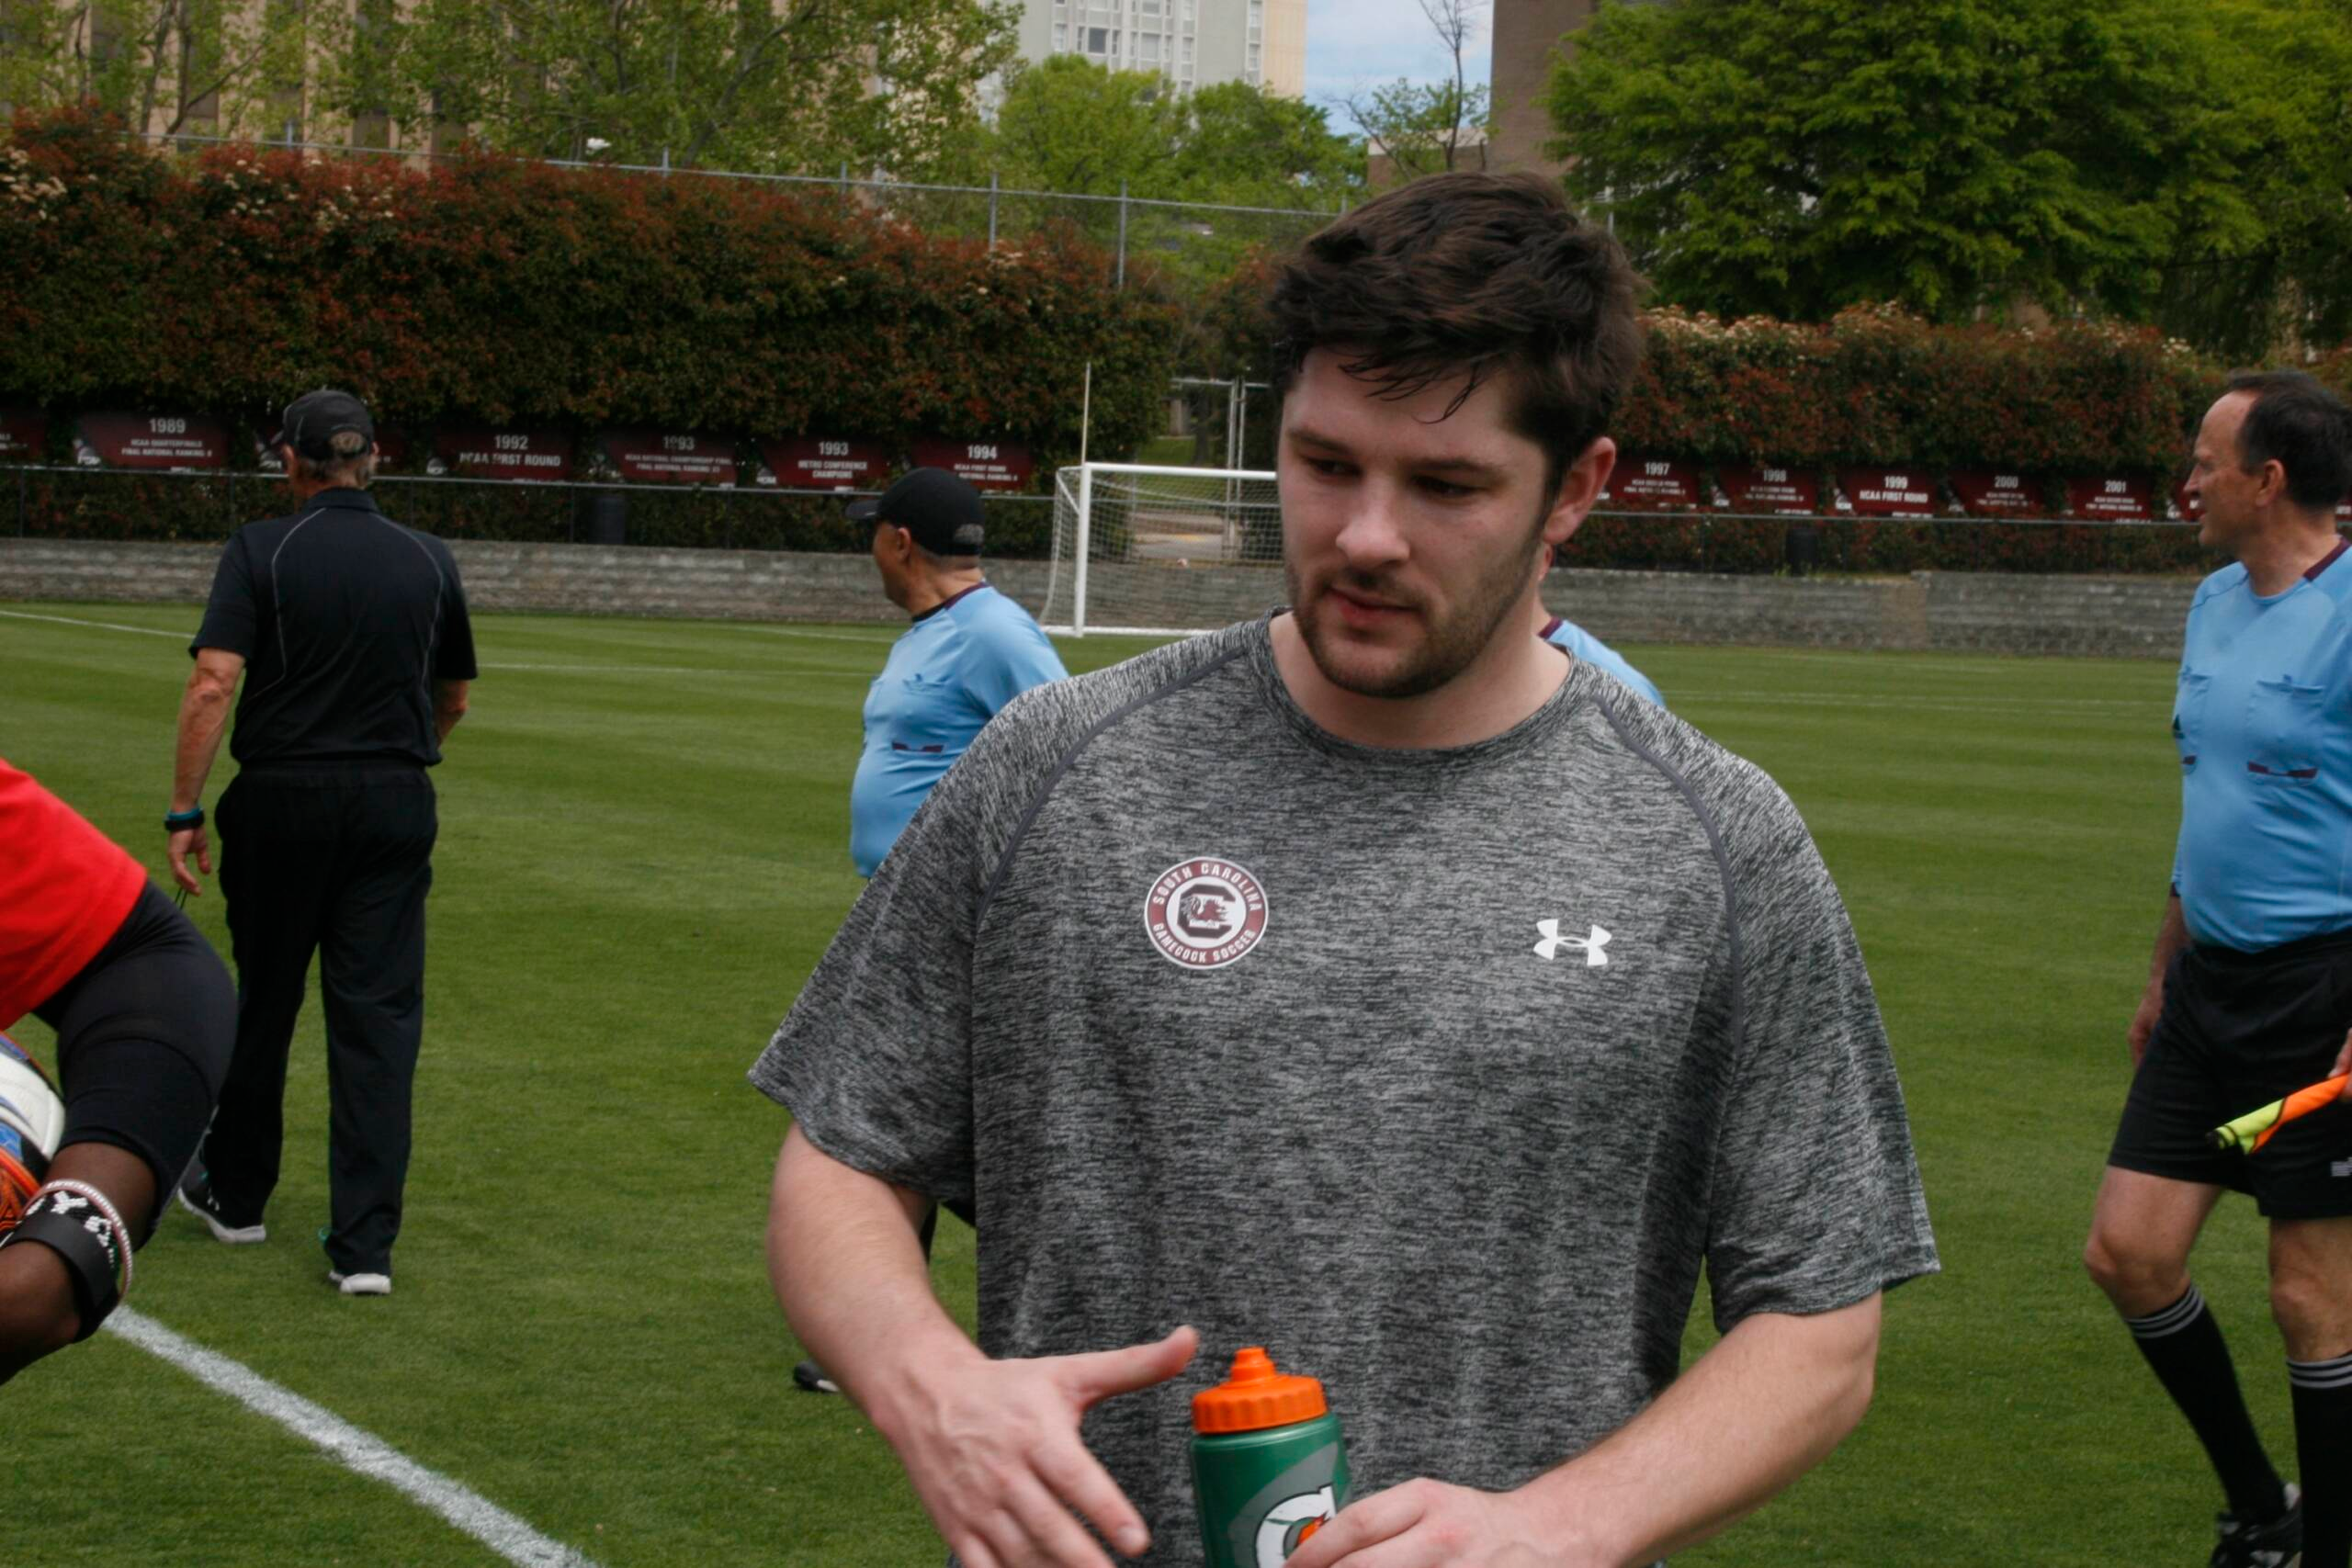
1039,462,1283,637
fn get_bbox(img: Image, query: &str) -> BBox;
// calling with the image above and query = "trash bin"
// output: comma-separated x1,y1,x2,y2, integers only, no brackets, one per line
1784,522,1819,577
585,491,627,546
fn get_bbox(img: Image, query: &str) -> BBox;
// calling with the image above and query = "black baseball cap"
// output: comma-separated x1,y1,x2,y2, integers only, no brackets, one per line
847,467,986,556
271,389,375,460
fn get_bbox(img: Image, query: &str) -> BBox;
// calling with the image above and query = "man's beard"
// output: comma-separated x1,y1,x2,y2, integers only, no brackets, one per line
1285,507,1547,701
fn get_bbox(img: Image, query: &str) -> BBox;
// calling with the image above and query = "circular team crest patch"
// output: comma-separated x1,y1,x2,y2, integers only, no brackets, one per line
1144,857,1270,971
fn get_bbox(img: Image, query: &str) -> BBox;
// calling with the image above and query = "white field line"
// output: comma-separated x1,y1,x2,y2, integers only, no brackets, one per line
106,1307,603,1568
732,623,900,644
0,607,186,638
0,609,870,677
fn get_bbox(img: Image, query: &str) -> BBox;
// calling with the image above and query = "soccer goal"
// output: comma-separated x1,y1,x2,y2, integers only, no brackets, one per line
1038,463,1283,637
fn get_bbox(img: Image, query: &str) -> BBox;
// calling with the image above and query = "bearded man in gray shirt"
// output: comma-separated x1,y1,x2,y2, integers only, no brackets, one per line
753,172,1938,1568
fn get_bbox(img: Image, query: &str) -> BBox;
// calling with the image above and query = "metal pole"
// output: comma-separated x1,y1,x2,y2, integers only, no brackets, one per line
1073,463,1094,637
989,171,999,249
1115,179,1128,289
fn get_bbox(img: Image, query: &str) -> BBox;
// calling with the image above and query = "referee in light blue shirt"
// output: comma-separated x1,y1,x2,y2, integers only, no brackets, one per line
795,466,1067,1393
845,468,1069,876
2085,370,2352,1568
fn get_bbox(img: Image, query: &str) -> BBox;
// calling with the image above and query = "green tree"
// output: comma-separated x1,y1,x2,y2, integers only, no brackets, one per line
984,52,1358,209
1339,0,1489,183
334,0,1016,175
1544,0,2280,336
0,1,332,141
2153,0,2352,359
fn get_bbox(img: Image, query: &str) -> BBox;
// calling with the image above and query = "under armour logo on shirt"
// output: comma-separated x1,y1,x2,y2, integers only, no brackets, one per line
1534,919,1611,967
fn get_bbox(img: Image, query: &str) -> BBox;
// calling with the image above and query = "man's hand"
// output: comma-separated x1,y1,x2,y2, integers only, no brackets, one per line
168,823,213,896
873,1326,1197,1568
1282,1480,1584,1568
2128,977,2165,1067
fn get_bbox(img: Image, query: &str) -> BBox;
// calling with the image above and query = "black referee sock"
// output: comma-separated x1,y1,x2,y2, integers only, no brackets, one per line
2125,1285,2290,1523
2290,1349,2352,1568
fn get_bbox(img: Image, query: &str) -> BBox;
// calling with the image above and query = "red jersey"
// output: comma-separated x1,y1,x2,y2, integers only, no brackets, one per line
0,758,148,1029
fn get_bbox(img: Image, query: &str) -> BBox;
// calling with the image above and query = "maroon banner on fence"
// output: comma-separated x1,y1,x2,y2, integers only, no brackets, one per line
1951,470,2041,518
74,412,230,469
910,438,1035,491
2065,475,2155,521
1838,468,1939,518
599,429,738,486
0,409,45,461
1605,455,1702,509
433,427,571,480
758,436,889,491
1714,464,1819,514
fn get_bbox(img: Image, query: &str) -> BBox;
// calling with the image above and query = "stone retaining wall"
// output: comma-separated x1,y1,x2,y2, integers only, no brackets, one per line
0,537,2196,659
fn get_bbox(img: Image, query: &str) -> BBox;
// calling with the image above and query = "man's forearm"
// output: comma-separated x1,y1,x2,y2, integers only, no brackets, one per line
767,1125,981,1429
2148,891,2189,981
1514,1295,1883,1566
433,680,469,745
172,673,233,810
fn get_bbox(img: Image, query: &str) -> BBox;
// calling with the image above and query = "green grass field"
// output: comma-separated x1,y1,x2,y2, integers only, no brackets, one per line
1,598,2290,1566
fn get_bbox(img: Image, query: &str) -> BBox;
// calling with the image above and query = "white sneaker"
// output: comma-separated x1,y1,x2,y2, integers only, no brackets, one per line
327,1269,391,1296
176,1182,266,1245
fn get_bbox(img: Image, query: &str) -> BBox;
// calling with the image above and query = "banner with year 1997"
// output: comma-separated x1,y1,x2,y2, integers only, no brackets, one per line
1604,456,1702,509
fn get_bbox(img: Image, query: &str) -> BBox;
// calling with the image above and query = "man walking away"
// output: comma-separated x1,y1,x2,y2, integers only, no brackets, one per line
169,388,476,1299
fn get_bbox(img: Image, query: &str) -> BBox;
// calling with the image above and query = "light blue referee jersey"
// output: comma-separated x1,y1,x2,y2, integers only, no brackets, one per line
1540,615,1666,708
851,583,1068,877
2172,539,2352,951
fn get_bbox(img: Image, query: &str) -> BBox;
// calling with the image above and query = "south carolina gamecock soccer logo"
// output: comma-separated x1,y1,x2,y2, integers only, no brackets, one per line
1144,857,1269,971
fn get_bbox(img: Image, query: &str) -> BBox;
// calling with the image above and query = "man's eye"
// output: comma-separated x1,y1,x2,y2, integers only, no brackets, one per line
1306,458,1351,477
1420,478,1476,499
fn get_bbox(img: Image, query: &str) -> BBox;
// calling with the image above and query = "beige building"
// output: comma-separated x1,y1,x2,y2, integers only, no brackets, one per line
1490,0,1667,175
1010,0,1308,96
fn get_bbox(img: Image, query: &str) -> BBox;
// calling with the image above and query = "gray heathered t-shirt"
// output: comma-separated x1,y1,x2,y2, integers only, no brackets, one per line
752,616,1938,1563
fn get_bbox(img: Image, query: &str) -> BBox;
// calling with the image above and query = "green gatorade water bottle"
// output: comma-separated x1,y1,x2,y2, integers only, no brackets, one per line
1191,1347,1351,1568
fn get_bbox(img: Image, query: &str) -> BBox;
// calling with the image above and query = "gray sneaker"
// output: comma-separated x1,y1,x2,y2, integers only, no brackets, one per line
176,1175,266,1245
2211,1483,2301,1568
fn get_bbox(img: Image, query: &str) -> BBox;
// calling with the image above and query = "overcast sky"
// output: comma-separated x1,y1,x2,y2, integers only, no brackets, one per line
1305,0,1495,132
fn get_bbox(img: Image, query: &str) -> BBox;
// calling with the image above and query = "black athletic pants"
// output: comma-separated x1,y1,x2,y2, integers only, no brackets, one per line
209,762,436,1276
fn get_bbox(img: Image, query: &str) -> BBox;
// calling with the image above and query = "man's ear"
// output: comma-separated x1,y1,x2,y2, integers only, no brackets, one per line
1544,436,1617,551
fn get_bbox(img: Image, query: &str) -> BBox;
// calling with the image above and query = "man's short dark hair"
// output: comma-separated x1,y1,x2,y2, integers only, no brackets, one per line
1265,172,1645,497
2223,369,2352,513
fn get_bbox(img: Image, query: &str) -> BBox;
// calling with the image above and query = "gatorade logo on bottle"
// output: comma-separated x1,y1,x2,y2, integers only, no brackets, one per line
1255,1484,1337,1566
1192,1348,1351,1568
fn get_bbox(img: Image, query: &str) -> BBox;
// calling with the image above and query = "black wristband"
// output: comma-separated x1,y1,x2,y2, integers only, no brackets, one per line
0,1184,128,1339
164,807,204,832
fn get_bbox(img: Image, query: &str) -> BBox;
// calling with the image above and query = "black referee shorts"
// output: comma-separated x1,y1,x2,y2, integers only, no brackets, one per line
2109,928,2352,1219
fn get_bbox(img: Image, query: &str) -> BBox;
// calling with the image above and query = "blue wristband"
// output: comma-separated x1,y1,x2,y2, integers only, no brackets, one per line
164,807,204,831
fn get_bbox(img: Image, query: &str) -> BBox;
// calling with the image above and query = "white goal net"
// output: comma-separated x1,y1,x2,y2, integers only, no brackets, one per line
1038,463,1283,637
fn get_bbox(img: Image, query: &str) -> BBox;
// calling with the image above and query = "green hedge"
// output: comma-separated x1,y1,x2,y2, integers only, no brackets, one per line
0,106,1174,555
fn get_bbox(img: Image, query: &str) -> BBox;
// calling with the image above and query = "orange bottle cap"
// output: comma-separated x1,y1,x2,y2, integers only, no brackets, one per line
1192,1347,1328,1433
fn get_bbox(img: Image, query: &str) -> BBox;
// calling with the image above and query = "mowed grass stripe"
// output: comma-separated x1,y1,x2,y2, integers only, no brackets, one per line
4,603,2280,1566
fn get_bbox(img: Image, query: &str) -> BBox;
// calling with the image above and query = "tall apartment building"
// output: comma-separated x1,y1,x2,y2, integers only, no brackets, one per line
1012,0,1307,97
1490,0,1666,175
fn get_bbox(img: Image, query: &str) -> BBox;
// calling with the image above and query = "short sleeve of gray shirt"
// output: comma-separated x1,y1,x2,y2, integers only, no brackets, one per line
754,618,1936,1551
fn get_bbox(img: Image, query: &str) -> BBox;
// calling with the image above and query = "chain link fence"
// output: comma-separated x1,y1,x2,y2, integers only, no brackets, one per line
119,130,1337,289
1,463,2229,577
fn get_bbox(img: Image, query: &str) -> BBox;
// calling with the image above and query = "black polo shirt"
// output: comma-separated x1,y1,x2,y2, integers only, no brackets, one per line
191,488,477,768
